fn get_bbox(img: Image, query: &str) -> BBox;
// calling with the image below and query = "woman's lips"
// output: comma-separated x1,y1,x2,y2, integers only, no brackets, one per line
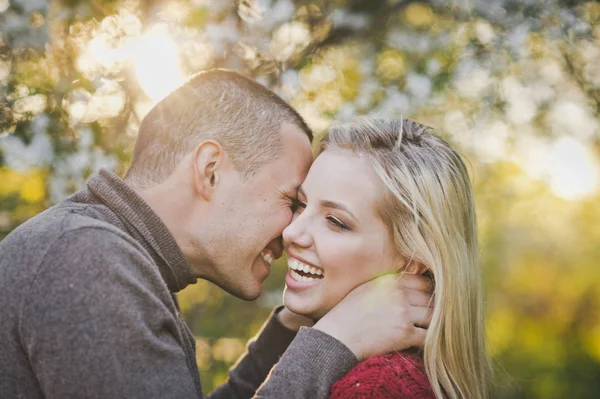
285,269,321,290
285,255,324,290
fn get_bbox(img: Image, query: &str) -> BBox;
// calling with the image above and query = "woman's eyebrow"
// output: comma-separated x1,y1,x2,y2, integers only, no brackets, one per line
320,200,358,222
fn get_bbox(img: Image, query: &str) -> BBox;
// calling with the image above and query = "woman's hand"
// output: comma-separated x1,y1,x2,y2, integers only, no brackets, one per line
313,273,433,360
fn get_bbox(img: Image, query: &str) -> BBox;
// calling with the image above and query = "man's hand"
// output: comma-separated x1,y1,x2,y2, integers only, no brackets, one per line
312,273,433,360
277,307,315,331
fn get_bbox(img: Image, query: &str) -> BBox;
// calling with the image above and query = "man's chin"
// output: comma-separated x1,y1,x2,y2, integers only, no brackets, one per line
204,271,264,301
235,284,262,301
216,280,262,301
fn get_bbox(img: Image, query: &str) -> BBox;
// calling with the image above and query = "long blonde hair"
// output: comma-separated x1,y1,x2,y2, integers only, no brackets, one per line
321,117,492,399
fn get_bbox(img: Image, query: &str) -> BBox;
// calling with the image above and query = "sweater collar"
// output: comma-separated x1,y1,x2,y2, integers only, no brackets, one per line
86,169,197,292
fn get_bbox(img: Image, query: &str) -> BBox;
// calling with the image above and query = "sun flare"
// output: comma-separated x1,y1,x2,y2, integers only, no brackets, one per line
132,25,185,102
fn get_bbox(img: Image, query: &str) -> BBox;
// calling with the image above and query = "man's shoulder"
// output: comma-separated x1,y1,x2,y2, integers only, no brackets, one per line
329,352,435,399
0,201,151,287
0,203,123,251
30,208,150,268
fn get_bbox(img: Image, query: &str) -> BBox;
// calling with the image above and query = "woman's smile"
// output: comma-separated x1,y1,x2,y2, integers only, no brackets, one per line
285,254,325,289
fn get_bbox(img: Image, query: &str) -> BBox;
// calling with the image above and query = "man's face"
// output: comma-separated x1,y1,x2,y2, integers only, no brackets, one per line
204,123,313,300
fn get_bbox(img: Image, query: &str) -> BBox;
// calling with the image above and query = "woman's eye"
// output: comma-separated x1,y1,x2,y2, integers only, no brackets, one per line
326,216,350,230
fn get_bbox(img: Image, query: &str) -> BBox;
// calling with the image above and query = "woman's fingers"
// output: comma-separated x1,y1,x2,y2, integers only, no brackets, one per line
406,287,434,308
398,273,434,294
408,326,428,348
410,305,433,329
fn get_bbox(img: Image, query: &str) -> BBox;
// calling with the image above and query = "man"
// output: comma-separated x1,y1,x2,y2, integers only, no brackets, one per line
0,70,432,398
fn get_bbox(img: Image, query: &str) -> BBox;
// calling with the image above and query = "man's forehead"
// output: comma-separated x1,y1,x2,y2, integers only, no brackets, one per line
269,122,313,192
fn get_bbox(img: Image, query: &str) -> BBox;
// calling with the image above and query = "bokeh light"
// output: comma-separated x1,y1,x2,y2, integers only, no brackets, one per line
133,25,185,101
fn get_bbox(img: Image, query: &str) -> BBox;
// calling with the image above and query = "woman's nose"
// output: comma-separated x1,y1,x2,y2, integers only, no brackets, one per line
283,212,312,249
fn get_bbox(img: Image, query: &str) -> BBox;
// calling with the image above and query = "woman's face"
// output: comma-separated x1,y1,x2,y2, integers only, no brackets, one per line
282,149,403,320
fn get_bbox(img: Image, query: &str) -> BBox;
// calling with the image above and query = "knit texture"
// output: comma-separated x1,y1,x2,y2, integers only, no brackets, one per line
0,169,358,399
329,352,436,399
255,327,358,398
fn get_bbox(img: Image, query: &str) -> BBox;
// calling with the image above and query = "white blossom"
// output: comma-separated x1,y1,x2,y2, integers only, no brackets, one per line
426,58,441,76
330,9,370,31
549,100,598,141
48,174,68,204
270,22,311,62
406,73,432,101
279,69,301,100
471,121,509,163
501,77,537,124
263,0,295,32
355,78,379,110
505,23,530,57
78,127,94,149
378,87,410,116
336,102,357,123
91,149,118,173
13,94,47,118
1,130,54,171
12,0,47,12
387,30,435,54
0,0,9,13
359,59,375,76
30,113,50,135
300,65,337,91
0,58,11,82
454,64,492,99
475,21,495,45
206,17,240,54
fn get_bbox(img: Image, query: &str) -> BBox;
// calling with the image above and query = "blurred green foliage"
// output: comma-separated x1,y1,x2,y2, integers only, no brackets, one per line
1,0,600,397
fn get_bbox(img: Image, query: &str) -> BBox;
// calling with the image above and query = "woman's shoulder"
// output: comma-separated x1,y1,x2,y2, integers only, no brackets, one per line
329,351,436,399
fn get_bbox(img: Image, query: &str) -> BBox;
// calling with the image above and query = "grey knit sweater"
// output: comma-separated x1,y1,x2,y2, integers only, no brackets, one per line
0,169,357,399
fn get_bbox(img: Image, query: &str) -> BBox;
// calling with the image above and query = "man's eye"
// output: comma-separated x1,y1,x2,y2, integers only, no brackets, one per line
292,200,307,212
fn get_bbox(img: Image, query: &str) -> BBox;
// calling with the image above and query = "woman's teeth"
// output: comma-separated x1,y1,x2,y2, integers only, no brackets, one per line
288,257,324,282
261,251,273,265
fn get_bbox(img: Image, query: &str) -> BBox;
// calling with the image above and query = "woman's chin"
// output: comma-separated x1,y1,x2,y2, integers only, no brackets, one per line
283,289,339,321
283,296,316,319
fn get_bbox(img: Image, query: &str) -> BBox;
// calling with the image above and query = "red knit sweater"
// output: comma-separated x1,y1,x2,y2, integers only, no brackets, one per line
329,351,436,399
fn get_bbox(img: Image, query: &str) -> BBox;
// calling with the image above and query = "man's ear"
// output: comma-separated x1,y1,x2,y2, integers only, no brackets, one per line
192,140,223,200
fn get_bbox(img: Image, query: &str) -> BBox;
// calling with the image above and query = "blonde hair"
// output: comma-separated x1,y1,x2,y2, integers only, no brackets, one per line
321,117,492,399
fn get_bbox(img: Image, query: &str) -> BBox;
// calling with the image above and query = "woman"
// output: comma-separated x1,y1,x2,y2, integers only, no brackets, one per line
281,117,492,398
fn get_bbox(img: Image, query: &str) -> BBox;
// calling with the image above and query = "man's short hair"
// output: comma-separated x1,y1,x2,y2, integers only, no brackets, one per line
125,69,312,188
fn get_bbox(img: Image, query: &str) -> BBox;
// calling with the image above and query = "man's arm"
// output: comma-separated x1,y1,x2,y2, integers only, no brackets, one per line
208,308,300,399
19,228,201,399
253,327,358,398
253,274,433,399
